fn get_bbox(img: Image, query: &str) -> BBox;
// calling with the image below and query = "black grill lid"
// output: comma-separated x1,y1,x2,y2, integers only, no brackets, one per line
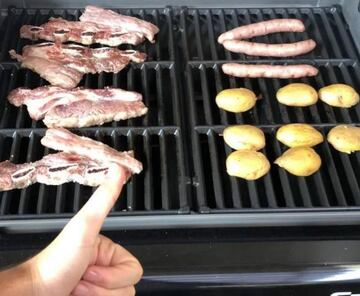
0,3,360,232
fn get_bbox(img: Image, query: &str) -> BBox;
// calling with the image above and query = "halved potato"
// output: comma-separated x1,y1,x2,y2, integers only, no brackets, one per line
216,88,256,112
327,125,360,154
223,125,265,150
274,147,321,176
276,83,318,107
319,84,359,108
276,123,323,147
226,150,270,180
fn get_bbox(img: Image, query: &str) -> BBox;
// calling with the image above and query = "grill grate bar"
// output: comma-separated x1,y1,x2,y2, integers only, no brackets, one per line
155,65,165,126
247,181,260,209
317,9,343,59
207,129,225,208
311,168,330,207
159,130,170,210
205,10,219,61
297,178,313,207
127,130,135,211
193,10,205,61
307,8,329,59
55,185,66,214
320,141,348,206
329,8,358,59
338,153,360,205
141,65,150,126
143,130,154,210
272,140,296,207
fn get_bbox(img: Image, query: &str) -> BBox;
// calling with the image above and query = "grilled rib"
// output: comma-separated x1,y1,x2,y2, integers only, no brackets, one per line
9,43,146,88
8,86,148,128
41,128,143,174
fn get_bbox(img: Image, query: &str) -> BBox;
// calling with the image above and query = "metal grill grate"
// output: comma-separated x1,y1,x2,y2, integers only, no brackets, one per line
0,4,360,230
0,64,181,128
179,7,359,61
0,8,175,62
185,61,360,126
0,128,188,217
177,6,360,213
0,7,191,223
193,126,360,212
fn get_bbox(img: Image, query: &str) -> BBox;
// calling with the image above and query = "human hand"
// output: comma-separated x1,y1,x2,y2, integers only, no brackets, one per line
27,165,143,296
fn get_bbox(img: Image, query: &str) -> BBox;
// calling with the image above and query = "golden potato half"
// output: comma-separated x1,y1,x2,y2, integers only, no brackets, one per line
226,150,270,180
276,83,318,107
274,147,321,177
327,125,360,154
216,88,256,113
276,123,323,148
223,125,265,151
319,84,359,108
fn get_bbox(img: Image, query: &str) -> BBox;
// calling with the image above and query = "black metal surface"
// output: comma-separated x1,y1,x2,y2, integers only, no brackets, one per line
0,4,359,229
0,7,175,62
2,226,360,294
178,6,360,214
193,126,360,212
179,7,359,61
0,128,188,217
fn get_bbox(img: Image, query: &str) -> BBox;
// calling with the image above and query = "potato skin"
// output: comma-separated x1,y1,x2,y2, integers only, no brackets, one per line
276,123,323,147
226,150,270,180
319,84,359,108
327,125,360,154
274,147,321,176
216,88,256,113
276,83,318,106
223,125,265,151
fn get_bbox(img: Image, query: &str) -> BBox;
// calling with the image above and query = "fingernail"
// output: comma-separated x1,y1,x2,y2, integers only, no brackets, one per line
73,283,88,296
84,270,98,282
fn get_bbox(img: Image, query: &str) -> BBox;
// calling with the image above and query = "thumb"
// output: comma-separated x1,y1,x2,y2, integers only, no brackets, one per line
32,165,127,296
59,164,127,246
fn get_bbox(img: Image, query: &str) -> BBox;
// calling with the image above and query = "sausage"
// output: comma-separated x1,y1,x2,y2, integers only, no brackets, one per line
222,63,318,79
222,39,316,57
218,19,305,44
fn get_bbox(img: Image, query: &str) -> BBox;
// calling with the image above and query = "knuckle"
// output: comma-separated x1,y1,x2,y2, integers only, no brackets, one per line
133,260,143,282
125,286,136,296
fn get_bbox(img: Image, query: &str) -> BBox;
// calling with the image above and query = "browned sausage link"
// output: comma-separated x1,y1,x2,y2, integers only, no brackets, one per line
222,63,318,79
222,39,316,57
218,19,305,44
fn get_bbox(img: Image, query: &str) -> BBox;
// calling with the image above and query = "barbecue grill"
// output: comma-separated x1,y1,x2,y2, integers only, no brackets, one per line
1,1,360,295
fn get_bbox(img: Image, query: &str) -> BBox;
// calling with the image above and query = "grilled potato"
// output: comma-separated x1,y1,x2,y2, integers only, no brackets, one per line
216,88,256,112
226,150,270,180
223,125,265,150
327,125,360,154
276,123,323,148
319,84,359,108
274,147,321,176
276,83,318,107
